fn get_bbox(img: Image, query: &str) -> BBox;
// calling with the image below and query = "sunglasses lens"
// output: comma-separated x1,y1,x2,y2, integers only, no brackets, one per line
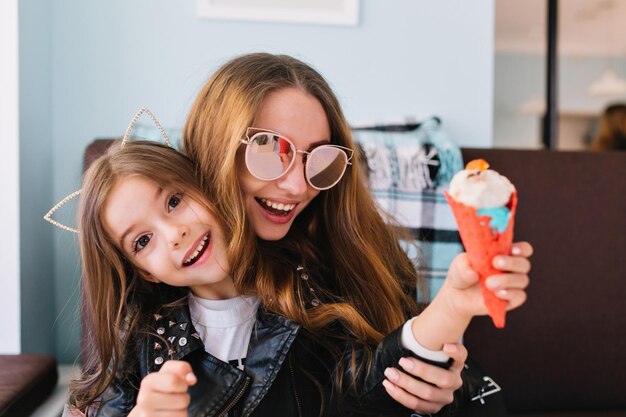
245,133,294,180
306,146,348,190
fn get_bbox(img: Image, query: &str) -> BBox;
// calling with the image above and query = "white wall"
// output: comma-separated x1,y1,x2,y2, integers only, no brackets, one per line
0,0,21,354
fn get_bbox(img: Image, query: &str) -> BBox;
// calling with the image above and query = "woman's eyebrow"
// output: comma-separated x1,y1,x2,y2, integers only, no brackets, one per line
307,139,330,151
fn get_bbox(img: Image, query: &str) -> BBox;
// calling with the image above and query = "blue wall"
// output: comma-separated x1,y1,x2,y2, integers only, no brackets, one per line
19,0,56,355
21,0,496,363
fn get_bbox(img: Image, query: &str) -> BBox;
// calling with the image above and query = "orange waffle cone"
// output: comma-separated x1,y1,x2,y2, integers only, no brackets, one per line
444,191,518,328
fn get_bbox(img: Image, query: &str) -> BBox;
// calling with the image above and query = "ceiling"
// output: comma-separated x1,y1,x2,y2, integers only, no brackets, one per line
496,0,626,56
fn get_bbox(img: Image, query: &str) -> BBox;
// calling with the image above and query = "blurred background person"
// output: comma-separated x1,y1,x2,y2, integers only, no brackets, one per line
592,103,626,151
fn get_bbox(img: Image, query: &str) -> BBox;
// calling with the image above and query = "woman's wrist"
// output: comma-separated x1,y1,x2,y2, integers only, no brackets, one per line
410,291,472,351
436,278,477,322
401,319,451,363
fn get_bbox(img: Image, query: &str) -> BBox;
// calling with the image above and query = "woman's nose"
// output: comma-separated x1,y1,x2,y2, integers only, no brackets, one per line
275,156,309,195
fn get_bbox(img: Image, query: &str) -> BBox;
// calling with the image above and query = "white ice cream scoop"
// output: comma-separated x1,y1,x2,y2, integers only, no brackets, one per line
448,159,515,209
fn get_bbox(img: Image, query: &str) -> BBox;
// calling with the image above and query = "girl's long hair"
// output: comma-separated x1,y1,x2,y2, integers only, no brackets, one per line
592,103,626,150
69,141,209,414
183,53,421,386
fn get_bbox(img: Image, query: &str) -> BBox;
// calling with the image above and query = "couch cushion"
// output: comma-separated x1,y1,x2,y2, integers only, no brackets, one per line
461,149,626,413
0,354,58,417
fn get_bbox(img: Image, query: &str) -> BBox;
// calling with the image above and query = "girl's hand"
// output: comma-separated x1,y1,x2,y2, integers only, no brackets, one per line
443,241,532,320
129,360,196,417
382,343,466,414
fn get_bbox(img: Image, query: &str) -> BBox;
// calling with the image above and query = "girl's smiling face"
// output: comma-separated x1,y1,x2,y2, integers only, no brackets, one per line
238,87,330,241
102,175,234,300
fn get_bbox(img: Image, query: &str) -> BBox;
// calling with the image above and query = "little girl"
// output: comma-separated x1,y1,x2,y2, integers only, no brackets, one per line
57,137,528,416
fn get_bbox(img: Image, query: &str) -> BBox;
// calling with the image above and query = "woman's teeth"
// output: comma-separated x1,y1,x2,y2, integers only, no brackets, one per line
184,234,208,266
260,198,296,212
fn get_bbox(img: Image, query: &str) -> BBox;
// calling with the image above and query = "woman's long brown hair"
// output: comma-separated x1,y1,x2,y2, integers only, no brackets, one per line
70,141,210,414
183,53,422,388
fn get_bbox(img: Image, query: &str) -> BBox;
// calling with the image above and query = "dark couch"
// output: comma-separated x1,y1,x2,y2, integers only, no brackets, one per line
462,148,626,416
0,354,58,417
82,141,626,416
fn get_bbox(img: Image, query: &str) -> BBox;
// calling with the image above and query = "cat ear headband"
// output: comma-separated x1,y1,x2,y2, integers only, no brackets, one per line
43,107,173,234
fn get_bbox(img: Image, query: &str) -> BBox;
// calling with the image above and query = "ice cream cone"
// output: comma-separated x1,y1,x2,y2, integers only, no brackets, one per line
444,191,518,328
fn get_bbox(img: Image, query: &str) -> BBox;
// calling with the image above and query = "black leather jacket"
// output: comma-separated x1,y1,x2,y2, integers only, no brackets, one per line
78,302,492,417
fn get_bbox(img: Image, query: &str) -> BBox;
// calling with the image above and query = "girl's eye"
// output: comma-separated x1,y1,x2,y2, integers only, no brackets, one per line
168,194,182,211
133,234,152,253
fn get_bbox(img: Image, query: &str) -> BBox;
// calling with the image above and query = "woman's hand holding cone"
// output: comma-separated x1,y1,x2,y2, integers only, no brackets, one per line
408,242,531,352
442,241,532,320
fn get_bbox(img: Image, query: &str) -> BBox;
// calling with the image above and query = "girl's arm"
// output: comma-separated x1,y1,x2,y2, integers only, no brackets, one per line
75,360,194,417
80,371,139,417
128,361,196,417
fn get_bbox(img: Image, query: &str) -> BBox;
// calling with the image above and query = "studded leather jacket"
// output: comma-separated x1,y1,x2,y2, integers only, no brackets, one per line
82,301,495,417
84,301,423,417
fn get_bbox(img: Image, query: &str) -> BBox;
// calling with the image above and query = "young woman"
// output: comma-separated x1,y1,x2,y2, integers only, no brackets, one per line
182,53,532,415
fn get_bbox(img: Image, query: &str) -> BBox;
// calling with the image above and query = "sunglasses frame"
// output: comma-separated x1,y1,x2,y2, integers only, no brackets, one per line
241,127,353,190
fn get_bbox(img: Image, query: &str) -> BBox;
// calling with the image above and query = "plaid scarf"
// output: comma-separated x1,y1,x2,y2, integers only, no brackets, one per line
353,121,463,302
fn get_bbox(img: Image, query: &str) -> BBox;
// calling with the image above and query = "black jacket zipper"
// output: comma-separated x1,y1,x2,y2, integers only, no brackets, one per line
214,376,251,417
288,358,302,417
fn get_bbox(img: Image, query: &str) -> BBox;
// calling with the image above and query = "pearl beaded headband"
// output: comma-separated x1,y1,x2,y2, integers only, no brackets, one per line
43,107,172,234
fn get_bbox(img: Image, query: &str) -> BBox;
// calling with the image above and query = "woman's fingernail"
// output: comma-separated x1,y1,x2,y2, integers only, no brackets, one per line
497,289,508,298
495,257,507,268
486,277,499,289
384,367,399,382
512,246,522,255
398,357,414,371
382,379,395,391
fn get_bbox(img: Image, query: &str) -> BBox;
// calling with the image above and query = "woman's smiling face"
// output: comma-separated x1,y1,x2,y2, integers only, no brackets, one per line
102,175,234,300
238,87,330,241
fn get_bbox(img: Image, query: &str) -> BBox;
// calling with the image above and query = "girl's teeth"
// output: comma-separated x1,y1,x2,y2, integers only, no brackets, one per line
185,235,208,264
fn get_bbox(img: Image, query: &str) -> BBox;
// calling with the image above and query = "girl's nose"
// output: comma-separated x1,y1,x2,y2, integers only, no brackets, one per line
165,222,188,249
